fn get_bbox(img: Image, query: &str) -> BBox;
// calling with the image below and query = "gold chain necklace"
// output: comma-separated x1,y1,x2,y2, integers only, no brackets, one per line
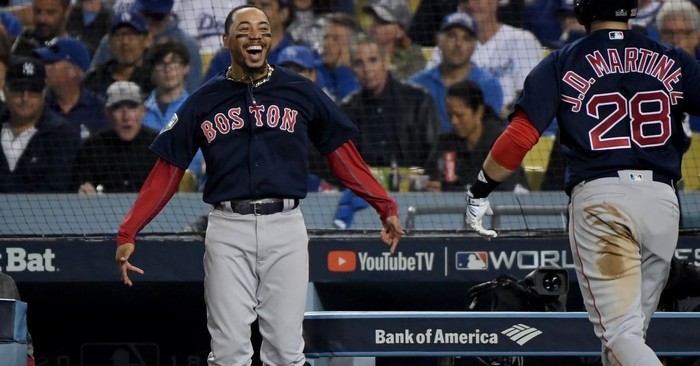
227,64,274,88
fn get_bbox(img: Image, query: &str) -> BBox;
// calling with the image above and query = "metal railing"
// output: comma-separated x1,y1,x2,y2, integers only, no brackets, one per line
404,204,569,230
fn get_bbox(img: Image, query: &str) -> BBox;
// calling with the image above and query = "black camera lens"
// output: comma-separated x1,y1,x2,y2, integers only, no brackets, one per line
542,274,561,292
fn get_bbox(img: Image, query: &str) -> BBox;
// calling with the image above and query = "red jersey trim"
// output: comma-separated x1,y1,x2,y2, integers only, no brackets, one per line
491,110,541,170
324,141,399,223
116,158,185,246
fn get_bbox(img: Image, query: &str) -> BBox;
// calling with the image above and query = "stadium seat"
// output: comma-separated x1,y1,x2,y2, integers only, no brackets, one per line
178,170,198,192
681,133,700,191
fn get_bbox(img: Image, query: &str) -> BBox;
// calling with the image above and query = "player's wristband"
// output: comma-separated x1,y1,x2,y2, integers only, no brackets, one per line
468,170,501,199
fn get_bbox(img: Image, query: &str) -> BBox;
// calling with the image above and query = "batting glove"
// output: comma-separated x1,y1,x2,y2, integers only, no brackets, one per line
465,190,498,240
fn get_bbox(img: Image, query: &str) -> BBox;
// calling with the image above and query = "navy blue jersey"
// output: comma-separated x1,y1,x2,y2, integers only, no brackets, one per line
512,29,700,193
150,66,358,204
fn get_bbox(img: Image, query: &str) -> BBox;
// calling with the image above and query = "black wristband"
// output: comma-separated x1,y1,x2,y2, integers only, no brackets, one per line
468,169,501,198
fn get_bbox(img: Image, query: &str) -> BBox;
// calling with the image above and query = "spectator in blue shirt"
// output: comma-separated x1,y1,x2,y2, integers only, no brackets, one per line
142,39,204,187
34,37,110,140
409,12,503,133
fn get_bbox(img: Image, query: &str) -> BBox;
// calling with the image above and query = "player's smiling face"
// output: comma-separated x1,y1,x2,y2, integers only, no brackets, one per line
225,7,272,75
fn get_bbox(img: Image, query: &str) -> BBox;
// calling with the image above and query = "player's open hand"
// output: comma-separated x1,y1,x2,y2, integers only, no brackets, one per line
465,191,498,241
115,243,144,286
381,215,404,254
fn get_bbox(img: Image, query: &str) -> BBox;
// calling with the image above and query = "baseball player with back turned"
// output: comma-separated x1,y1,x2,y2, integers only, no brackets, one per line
114,4,404,366
464,0,700,364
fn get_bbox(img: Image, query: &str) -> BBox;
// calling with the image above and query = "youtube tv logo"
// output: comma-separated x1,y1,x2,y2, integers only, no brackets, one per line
327,251,356,272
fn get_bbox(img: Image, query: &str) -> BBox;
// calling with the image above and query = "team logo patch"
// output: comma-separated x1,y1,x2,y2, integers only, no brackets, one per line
609,31,624,40
161,113,178,133
629,173,643,181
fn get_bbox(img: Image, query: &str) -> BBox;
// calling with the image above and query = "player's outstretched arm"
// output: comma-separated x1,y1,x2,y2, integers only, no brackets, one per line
324,140,405,252
115,158,185,285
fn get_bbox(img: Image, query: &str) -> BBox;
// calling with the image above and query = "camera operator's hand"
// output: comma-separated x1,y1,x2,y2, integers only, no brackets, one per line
465,190,497,240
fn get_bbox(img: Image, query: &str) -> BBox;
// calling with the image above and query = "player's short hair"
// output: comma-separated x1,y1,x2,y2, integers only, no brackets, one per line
574,0,638,26
655,1,700,33
146,39,190,67
224,4,267,36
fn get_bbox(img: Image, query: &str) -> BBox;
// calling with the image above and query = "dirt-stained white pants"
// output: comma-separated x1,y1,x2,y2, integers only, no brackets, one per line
204,206,308,366
569,170,679,366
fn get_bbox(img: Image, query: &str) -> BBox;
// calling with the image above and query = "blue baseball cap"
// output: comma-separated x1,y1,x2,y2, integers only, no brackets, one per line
110,11,149,34
440,12,478,35
132,0,174,15
33,37,91,72
0,11,23,38
278,45,315,70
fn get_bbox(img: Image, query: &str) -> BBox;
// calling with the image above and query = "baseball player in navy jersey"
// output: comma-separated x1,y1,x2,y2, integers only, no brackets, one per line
113,5,404,366
464,0,700,364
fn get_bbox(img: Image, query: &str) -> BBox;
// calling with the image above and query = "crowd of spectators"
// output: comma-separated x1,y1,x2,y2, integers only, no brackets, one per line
0,0,698,198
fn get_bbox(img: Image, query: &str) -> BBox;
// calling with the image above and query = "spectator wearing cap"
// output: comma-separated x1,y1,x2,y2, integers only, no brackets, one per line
315,12,360,102
142,39,204,190
72,80,158,194
0,57,80,193
65,0,114,57
84,11,154,97
90,0,202,93
409,12,503,133
11,0,72,58
34,37,110,140
278,44,320,83
203,0,305,83
362,0,426,81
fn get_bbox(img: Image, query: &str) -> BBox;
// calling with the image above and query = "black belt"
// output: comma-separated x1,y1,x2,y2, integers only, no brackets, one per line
214,198,299,215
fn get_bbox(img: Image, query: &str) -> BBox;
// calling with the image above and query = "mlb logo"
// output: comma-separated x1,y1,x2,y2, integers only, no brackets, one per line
629,173,643,181
328,251,357,272
456,251,488,270
609,31,624,40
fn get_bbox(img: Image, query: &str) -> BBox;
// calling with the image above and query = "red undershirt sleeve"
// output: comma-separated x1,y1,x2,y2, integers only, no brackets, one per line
490,109,541,170
324,140,399,223
116,158,185,246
